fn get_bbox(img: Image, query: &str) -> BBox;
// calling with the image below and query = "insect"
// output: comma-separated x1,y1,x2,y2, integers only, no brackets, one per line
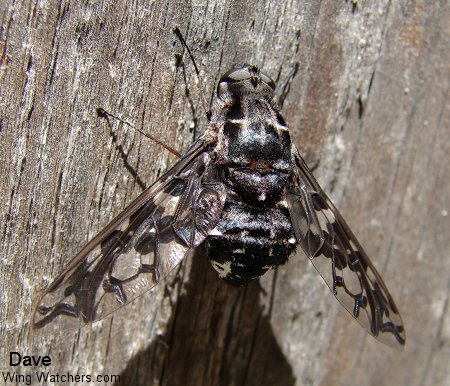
32,48,405,349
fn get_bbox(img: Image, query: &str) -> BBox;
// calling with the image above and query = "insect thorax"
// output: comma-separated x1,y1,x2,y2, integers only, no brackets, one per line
204,81,296,285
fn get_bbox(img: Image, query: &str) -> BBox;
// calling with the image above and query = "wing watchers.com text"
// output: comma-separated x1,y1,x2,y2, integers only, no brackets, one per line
2,370,120,384
2,352,120,384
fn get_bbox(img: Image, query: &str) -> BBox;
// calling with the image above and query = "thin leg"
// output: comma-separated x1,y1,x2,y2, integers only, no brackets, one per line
97,108,181,158
173,27,211,120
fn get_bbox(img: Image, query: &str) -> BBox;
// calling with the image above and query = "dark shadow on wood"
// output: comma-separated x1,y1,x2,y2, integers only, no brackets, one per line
97,109,147,190
115,249,296,386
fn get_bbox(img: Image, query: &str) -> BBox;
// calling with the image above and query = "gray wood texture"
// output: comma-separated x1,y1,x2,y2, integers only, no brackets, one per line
1,1,448,385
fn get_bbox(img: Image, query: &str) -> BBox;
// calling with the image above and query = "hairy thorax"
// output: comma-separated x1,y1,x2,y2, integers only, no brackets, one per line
215,96,293,203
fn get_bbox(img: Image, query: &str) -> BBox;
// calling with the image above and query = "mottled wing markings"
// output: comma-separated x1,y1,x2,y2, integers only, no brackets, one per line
33,139,226,327
287,151,405,349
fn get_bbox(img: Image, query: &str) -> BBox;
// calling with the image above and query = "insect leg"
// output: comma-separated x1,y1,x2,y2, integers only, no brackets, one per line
97,108,181,158
173,27,211,120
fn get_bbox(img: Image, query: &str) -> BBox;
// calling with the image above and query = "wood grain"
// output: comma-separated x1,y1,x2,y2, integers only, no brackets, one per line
1,1,448,385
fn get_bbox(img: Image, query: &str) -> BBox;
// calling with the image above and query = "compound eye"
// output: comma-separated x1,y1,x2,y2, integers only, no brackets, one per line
217,66,276,97
219,66,275,90
219,68,252,84
260,73,276,90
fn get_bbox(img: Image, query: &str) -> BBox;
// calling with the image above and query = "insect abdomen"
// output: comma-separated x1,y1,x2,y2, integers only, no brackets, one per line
204,198,296,285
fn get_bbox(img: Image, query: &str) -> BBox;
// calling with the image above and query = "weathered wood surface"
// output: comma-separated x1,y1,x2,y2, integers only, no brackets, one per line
1,1,448,385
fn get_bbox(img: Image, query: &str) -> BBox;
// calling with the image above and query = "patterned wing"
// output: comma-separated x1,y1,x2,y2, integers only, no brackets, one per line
33,139,226,328
287,151,405,349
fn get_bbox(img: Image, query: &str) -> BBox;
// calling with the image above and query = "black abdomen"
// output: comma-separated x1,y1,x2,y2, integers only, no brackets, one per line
204,198,296,285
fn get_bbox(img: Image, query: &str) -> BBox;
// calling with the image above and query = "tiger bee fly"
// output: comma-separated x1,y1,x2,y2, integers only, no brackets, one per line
33,64,405,348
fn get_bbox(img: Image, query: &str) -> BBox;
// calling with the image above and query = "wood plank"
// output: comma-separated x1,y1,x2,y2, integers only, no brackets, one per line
1,1,448,385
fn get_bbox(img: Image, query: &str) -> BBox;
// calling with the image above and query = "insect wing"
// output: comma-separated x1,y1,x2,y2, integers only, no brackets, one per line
287,152,405,348
33,139,226,327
